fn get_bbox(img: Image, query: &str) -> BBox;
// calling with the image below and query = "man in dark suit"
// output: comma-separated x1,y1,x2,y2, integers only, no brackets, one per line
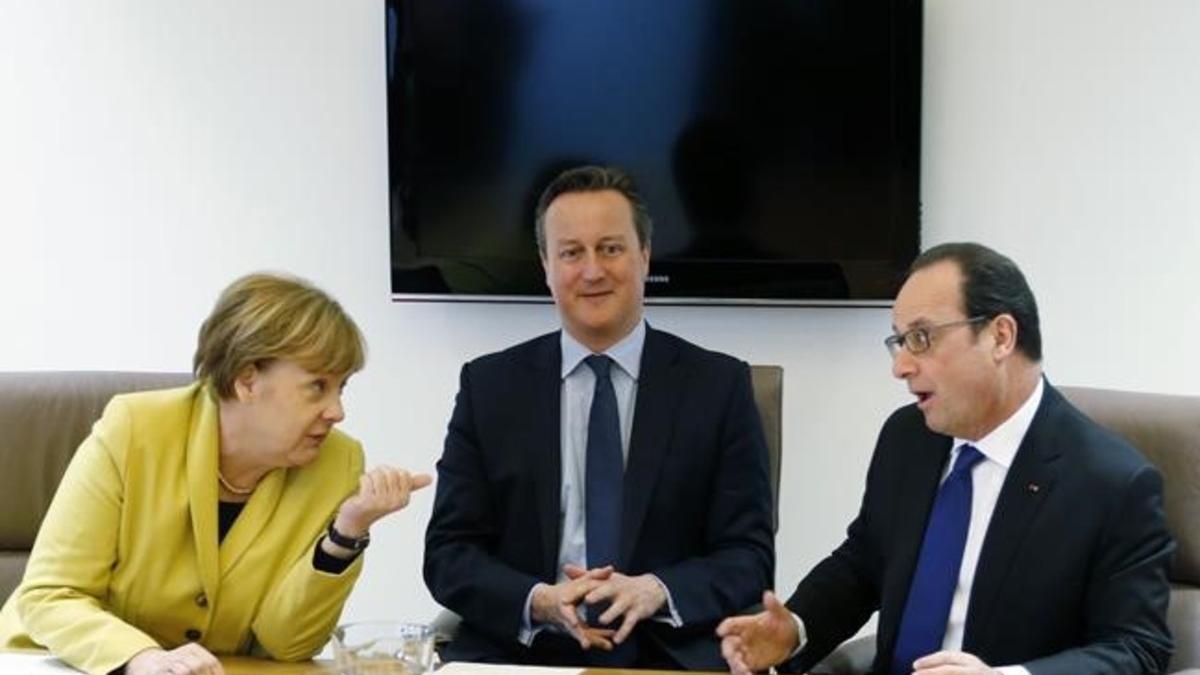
424,165,774,670
719,243,1174,675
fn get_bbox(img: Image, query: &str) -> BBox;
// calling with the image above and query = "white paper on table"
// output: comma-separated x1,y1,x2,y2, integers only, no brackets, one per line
0,652,83,673
437,662,583,675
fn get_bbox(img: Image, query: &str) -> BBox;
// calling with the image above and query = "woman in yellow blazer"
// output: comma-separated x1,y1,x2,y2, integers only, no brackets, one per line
0,273,431,675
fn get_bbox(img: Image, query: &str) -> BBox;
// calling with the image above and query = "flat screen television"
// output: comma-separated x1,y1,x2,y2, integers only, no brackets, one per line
386,0,922,306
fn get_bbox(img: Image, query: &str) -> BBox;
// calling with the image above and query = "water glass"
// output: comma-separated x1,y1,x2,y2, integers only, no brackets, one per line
332,621,436,675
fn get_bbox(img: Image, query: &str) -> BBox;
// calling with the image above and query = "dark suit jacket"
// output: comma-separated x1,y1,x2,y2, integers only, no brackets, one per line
786,382,1174,674
424,327,775,670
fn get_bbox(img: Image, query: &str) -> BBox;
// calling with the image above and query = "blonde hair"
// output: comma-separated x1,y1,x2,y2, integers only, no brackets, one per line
194,273,366,398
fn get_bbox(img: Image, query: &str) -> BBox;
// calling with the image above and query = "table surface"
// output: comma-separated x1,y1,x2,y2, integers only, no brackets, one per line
219,659,696,675
0,651,700,675
222,657,332,674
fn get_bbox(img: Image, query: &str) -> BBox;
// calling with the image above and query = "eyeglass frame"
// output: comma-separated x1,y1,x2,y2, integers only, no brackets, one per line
884,315,991,357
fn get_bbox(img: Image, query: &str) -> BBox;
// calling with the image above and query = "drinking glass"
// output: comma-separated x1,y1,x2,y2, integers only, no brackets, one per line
331,621,436,675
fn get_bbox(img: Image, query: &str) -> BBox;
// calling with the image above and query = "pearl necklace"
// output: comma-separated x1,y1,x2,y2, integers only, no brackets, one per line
217,470,256,496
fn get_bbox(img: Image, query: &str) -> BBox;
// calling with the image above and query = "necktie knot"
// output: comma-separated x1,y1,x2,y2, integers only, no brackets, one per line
586,354,613,378
952,444,985,477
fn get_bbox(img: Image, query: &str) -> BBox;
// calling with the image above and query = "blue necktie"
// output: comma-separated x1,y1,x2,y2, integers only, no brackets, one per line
584,354,623,578
890,444,985,675
583,355,636,664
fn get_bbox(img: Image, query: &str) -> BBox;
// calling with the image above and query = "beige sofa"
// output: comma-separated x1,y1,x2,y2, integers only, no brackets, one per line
0,371,192,602
1060,386,1200,674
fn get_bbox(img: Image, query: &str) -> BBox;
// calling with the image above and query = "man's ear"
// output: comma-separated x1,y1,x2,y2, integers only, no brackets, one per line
232,364,259,403
991,314,1018,360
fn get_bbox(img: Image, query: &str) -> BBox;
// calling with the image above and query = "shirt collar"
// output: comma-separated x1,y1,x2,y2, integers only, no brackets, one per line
560,320,646,381
954,376,1045,469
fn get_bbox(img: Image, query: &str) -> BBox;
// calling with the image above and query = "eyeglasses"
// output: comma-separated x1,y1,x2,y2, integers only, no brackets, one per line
884,316,989,357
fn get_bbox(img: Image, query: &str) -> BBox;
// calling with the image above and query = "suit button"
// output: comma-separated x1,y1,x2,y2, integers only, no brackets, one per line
195,592,208,608
185,629,201,641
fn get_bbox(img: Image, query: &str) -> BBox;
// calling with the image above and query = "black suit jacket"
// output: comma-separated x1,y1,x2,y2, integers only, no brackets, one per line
424,327,775,670
786,382,1174,675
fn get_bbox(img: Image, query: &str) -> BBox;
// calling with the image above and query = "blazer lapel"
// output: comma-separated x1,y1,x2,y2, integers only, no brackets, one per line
217,467,286,577
620,327,683,566
962,385,1063,651
186,389,222,605
877,428,953,665
529,333,565,577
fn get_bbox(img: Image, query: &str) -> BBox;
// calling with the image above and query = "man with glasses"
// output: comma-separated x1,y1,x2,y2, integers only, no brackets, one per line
718,242,1173,674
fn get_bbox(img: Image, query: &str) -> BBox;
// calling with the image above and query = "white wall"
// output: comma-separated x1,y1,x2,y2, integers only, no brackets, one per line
1,0,1196,627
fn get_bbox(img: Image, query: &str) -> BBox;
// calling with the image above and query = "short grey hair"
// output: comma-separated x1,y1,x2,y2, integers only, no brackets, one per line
534,165,653,255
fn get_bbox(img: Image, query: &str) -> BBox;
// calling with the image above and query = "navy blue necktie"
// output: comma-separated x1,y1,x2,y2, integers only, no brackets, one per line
891,444,985,675
584,354,623,578
583,355,636,664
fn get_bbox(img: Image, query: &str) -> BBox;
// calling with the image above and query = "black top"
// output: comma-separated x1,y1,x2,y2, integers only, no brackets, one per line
217,500,245,543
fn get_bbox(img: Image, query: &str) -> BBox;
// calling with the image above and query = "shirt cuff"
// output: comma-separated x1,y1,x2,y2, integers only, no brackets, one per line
518,583,549,646
996,666,1031,675
787,611,808,658
648,575,683,627
312,537,360,574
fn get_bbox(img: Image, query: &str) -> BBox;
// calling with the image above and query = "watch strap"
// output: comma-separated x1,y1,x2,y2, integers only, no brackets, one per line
326,521,370,551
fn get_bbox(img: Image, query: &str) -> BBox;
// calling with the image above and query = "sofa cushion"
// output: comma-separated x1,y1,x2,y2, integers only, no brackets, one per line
0,372,192,549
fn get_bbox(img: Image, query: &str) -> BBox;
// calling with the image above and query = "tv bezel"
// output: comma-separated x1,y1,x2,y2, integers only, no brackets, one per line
385,0,923,308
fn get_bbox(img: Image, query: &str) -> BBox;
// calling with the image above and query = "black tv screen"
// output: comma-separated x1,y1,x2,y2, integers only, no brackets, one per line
386,0,922,305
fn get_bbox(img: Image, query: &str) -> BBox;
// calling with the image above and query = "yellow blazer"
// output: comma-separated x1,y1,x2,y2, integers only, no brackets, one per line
0,383,365,675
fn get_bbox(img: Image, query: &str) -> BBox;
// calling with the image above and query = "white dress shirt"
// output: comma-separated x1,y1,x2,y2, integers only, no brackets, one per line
793,378,1044,675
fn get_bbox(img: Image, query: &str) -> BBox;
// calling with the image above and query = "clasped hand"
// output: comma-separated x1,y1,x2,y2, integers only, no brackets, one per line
530,563,667,650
